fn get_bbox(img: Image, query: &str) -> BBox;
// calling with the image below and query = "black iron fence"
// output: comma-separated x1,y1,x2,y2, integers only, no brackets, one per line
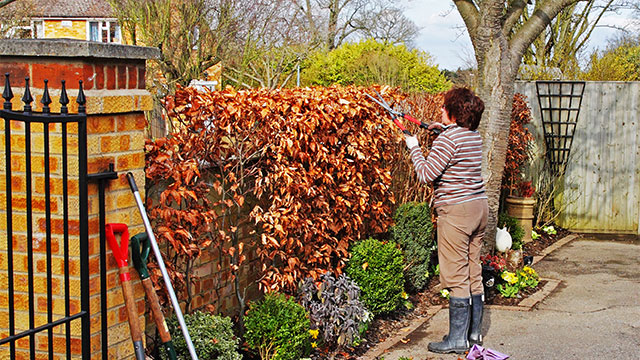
0,74,90,359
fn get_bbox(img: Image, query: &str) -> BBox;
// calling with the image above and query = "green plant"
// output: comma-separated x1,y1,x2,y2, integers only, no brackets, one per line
497,282,519,298
391,202,436,292
542,225,557,235
440,289,450,299
164,311,241,360
346,238,405,315
518,266,540,288
496,265,540,298
299,272,371,348
497,212,525,250
244,293,311,360
301,39,451,93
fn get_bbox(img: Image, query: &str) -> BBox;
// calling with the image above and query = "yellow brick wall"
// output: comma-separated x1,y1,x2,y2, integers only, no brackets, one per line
0,59,150,359
44,20,87,40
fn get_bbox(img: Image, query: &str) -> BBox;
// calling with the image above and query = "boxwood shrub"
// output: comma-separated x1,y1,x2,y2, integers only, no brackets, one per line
244,292,311,360
345,238,405,315
391,202,436,292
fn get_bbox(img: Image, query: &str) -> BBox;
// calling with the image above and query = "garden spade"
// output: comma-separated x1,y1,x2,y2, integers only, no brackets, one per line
131,233,178,360
105,223,146,360
126,172,200,360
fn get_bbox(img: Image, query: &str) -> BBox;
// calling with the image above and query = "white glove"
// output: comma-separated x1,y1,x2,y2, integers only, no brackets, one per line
405,135,419,149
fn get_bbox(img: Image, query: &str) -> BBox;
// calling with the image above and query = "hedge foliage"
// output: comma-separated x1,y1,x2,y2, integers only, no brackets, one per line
346,238,405,315
391,202,436,292
150,85,407,295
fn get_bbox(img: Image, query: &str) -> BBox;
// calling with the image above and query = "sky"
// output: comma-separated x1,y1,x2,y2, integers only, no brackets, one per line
402,1,639,70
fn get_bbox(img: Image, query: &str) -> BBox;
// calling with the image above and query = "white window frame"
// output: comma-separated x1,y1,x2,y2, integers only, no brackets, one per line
30,19,45,38
86,19,121,44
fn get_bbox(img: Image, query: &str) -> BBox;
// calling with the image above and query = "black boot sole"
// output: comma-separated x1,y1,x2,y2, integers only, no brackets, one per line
427,346,469,354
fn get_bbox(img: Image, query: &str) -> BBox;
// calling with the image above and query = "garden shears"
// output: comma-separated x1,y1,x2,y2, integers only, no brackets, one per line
131,233,178,360
105,223,146,360
366,90,442,135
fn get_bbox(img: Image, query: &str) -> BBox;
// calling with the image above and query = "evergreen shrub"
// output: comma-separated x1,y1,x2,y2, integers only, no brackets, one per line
345,238,405,315
391,202,436,292
244,293,311,360
164,311,241,360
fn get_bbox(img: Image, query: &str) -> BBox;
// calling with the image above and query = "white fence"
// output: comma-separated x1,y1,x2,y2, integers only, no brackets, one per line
515,81,640,235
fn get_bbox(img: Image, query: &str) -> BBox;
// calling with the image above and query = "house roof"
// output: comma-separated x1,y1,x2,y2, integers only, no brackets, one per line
29,0,115,18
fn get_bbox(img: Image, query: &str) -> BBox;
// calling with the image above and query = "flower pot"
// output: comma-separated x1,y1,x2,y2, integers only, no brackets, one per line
505,196,535,243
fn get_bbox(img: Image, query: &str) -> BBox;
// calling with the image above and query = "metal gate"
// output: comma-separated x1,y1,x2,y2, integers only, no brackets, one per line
0,74,90,359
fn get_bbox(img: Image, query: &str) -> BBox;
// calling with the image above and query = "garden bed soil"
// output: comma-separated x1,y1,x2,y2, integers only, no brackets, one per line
320,227,571,359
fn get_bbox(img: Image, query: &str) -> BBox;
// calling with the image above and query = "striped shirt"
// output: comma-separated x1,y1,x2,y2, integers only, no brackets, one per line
409,125,486,208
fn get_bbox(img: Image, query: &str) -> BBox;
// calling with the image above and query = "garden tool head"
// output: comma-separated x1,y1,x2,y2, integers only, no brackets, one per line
131,233,151,280
365,90,442,135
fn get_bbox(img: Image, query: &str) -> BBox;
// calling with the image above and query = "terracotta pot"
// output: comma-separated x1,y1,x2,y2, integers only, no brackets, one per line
505,196,535,243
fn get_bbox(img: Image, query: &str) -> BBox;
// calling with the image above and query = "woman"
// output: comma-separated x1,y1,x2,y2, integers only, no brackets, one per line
404,87,488,354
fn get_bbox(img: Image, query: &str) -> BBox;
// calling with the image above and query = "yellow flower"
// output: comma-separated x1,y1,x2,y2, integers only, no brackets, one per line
501,271,518,284
309,329,319,339
523,266,536,276
401,291,408,299
311,341,317,348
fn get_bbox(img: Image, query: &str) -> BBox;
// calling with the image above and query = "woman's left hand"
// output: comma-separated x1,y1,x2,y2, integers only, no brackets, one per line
405,134,419,149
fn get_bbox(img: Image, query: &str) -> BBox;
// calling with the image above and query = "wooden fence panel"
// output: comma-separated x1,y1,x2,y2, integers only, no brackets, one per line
515,81,640,234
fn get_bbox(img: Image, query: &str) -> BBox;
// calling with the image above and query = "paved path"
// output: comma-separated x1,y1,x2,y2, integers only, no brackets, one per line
368,236,640,360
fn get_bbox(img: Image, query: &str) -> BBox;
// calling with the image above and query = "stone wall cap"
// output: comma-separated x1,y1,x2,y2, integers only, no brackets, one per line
0,39,160,60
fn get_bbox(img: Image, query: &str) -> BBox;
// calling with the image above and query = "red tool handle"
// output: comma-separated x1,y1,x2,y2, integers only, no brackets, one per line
105,223,130,269
403,113,421,126
391,116,411,135
403,114,442,135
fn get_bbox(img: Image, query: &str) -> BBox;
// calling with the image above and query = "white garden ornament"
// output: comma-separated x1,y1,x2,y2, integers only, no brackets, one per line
495,227,512,253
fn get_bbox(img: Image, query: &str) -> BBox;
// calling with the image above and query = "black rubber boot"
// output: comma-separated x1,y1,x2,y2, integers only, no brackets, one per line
469,293,484,346
428,297,470,354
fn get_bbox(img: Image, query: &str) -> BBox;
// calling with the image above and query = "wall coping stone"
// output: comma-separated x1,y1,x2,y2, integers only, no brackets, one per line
0,39,160,60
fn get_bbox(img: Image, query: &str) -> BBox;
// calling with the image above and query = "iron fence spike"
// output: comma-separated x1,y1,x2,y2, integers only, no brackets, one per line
22,77,33,112
60,80,69,114
3,73,13,110
41,79,51,113
77,80,86,113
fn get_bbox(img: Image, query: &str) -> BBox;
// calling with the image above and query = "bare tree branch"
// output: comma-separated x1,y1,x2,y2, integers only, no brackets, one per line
453,0,480,39
0,0,19,8
510,0,585,64
503,0,530,35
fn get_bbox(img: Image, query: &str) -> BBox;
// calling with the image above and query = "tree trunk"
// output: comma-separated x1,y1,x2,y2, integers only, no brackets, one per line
475,34,520,253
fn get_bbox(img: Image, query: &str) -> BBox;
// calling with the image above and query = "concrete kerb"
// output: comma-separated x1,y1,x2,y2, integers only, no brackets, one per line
361,234,579,359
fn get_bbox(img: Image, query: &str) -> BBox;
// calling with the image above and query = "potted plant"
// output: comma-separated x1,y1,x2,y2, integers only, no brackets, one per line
505,181,535,243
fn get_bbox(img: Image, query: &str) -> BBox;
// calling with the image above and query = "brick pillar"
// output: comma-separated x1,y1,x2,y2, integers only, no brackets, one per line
0,39,159,360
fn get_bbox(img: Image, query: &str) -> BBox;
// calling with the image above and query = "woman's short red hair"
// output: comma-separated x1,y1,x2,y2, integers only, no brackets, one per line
443,88,484,131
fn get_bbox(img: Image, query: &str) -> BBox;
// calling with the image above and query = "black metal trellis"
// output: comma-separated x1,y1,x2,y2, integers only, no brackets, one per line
535,80,586,176
0,74,90,359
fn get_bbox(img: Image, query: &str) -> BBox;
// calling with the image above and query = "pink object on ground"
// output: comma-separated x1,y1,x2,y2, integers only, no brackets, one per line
466,344,510,360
